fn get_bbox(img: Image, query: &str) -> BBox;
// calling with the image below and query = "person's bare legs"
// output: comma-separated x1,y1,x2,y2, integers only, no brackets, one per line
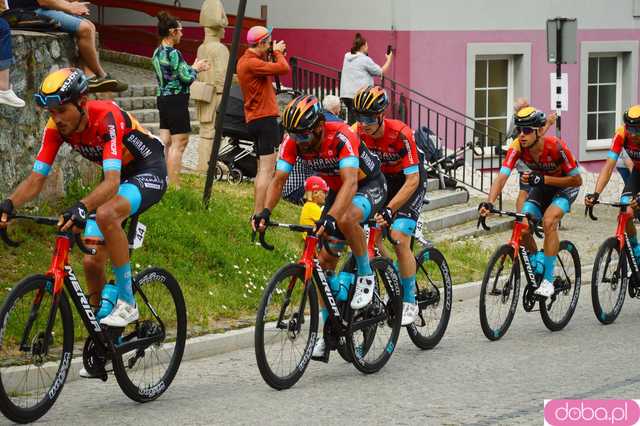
167,133,189,188
0,69,9,91
76,20,106,78
159,129,171,159
254,153,276,214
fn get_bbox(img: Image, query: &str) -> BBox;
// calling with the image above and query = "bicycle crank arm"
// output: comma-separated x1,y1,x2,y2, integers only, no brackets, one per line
349,313,387,332
115,334,164,355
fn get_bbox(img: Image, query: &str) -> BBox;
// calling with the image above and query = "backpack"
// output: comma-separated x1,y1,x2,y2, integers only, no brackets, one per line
0,9,62,32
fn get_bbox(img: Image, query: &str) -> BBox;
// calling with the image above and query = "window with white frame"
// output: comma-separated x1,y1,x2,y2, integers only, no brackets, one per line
586,53,622,148
473,57,513,147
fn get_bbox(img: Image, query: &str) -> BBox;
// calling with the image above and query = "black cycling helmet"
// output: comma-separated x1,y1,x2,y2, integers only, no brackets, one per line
623,105,640,127
514,106,546,128
281,94,323,133
35,68,88,109
353,85,389,115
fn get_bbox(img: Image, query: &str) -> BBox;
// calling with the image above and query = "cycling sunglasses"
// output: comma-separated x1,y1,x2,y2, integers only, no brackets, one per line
516,126,537,135
355,113,378,125
34,93,64,108
289,130,314,143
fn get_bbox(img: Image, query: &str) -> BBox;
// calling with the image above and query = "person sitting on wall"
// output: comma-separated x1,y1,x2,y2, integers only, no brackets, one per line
0,16,23,107
6,0,126,92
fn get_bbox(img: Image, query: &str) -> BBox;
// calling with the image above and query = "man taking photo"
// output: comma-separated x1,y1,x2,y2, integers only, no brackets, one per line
237,26,289,218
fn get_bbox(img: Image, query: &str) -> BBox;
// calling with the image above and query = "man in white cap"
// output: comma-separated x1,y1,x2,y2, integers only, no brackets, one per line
236,26,289,219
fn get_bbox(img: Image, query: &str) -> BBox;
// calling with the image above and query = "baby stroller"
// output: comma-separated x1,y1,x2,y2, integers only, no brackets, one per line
415,126,473,202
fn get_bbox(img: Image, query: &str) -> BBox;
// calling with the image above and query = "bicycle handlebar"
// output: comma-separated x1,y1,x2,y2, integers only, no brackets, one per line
585,200,630,221
0,214,96,255
477,208,544,239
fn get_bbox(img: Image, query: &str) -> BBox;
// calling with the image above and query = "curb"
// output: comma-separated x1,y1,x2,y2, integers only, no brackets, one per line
3,264,595,386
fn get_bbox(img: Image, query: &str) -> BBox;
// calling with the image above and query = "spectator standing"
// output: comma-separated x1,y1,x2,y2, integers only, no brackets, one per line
236,25,289,217
339,33,392,124
6,0,125,91
152,11,210,188
322,94,342,122
0,16,23,107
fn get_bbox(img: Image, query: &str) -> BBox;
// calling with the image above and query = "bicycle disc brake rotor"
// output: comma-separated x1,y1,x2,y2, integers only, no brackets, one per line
522,285,536,312
83,337,108,376
30,332,52,366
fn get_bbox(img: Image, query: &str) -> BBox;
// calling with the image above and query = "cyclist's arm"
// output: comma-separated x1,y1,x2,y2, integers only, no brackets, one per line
327,167,358,219
81,171,121,211
543,174,582,188
488,142,519,203
7,172,47,208
487,173,509,204
548,140,582,188
387,172,419,212
593,132,625,193
264,170,287,211
387,127,420,211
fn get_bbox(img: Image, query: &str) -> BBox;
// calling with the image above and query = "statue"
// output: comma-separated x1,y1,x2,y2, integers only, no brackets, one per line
194,0,229,172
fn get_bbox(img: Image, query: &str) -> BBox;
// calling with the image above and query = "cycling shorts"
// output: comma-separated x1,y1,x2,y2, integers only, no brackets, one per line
119,162,168,216
620,168,640,204
522,184,579,220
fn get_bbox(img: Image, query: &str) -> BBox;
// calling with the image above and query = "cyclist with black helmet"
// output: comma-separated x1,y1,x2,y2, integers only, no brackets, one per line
352,85,427,325
252,94,386,357
479,106,582,298
586,105,640,261
0,68,167,331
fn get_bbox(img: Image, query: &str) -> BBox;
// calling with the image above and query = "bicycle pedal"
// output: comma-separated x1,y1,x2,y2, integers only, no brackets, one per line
311,352,330,363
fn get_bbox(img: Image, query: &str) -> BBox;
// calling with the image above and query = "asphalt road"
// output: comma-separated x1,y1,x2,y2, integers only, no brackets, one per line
11,286,640,425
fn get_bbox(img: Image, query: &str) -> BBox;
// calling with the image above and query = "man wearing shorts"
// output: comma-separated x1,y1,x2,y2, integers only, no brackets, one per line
0,69,167,331
6,0,125,91
479,107,582,298
236,25,289,217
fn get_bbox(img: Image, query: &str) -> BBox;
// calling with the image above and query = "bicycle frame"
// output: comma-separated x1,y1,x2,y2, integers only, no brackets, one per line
614,208,640,281
508,217,539,287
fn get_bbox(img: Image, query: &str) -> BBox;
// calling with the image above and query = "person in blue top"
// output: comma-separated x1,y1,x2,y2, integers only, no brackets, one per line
152,11,210,188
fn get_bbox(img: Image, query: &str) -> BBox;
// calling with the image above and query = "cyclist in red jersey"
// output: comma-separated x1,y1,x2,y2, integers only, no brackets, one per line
0,69,167,332
252,94,386,357
586,105,640,260
479,107,582,298
352,85,427,326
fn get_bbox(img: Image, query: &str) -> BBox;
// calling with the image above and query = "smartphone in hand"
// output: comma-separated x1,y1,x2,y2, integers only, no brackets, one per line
387,45,392,55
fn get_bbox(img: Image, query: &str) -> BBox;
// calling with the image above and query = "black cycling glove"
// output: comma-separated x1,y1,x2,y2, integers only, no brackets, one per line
478,201,494,212
379,207,394,226
252,208,271,231
61,201,88,229
0,199,14,219
316,214,337,236
528,172,544,187
585,192,600,204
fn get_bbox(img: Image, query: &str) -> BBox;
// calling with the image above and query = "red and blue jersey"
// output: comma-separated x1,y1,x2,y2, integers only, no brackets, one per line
607,126,640,169
33,100,164,177
277,121,380,191
355,118,420,176
500,136,580,178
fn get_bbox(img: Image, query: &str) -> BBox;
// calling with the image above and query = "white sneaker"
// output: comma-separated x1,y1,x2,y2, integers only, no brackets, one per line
100,300,139,327
0,88,25,108
534,279,555,298
79,360,111,378
312,336,326,357
351,275,375,309
401,302,419,326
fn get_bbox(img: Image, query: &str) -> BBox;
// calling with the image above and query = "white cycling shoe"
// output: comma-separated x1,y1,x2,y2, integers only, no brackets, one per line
401,302,419,326
312,336,326,358
100,300,139,327
534,279,555,298
350,275,375,309
79,360,112,379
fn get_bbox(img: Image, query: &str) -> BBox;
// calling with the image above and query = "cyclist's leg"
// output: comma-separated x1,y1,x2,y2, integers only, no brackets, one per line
620,168,640,254
520,187,546,253
540,186,578,285
82,244,108,305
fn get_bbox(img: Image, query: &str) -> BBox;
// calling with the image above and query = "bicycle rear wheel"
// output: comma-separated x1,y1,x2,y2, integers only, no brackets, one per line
0,275,74,424
479,245,520,341
540,241,581,331
347,257,402,374
591,237,627,325
407,247,453,349
255,263,318,390
112,268,187,402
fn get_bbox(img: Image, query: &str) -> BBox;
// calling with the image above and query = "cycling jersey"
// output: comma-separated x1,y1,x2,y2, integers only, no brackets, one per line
33,100,165,177
607,126,640,169
500,136,580,178
355,118,421,176
277,121,381,191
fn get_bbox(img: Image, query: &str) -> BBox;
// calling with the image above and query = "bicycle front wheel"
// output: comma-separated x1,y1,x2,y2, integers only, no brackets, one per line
540,241,581,331
112,268,187,402
479,245,520,341
0,275,74,424
591,237,627,325
407,247,453,349
347,257,402,374
255,263,318,390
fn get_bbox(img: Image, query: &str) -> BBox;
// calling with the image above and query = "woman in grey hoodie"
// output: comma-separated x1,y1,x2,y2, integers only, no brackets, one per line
340,33,392,124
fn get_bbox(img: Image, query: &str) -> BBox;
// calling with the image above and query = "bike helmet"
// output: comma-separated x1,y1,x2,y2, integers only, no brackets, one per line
35,68,88,109
353,85,389,115
623,105,640,127
304,176,329,193
282,95,322,133
513,106,546,128
247,25,271,45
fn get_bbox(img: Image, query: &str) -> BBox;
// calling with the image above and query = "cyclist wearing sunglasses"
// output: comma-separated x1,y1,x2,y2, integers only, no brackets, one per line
0,68,166,330
352,85,427,325
586,105,640,261
479,107,582,298
252,94,386,356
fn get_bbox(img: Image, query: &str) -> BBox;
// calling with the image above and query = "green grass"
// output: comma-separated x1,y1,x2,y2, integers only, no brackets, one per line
0,174,491,337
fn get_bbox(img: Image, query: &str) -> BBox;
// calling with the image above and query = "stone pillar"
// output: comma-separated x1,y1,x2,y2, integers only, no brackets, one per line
194,0,229,173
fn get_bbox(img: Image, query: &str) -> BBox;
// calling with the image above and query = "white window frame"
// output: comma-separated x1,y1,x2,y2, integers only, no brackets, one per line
586,53,623,151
